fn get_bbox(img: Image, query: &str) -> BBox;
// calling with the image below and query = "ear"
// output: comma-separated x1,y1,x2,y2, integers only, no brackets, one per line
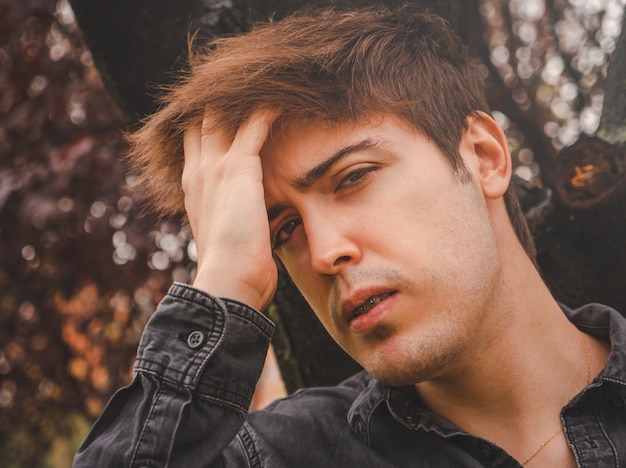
462,111,511,199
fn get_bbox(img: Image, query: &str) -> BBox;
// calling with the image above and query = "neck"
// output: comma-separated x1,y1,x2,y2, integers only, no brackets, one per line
413,234,609,462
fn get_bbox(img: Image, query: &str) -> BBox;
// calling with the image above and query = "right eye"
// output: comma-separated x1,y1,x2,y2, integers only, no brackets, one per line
273,218,302,250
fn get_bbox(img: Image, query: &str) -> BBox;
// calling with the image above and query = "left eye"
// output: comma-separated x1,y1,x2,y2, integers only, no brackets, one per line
335,167,378,192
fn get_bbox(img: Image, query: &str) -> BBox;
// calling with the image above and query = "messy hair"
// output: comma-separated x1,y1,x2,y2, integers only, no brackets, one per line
127,5,536,261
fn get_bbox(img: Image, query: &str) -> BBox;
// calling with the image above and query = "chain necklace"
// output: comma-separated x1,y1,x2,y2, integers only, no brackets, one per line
521,328,590,466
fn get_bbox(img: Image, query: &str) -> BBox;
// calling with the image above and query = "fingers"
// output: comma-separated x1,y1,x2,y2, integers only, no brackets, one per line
183,126,201,163
182,110,276,195
181,126,207,199
200,115,230,161
230,110,277,156
185,110,277,161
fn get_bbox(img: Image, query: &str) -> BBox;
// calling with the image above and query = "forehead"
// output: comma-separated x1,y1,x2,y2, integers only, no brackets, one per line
260,115,411,168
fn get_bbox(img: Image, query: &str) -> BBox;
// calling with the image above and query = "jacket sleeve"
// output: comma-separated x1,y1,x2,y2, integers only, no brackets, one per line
73,282,275,468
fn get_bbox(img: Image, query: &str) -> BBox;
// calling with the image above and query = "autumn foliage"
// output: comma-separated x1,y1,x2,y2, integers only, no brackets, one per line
0,1,193,464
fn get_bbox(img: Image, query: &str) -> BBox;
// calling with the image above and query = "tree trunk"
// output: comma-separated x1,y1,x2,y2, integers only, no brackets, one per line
534,21,626,315
536,137,626,312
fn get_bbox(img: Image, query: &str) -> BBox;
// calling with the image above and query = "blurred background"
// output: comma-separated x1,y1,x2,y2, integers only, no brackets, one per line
0,0,623,466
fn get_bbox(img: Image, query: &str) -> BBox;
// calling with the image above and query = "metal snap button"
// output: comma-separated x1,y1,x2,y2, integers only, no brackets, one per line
187,330,204,348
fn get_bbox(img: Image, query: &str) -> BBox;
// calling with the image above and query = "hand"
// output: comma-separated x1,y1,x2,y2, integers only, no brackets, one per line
182,112,277,311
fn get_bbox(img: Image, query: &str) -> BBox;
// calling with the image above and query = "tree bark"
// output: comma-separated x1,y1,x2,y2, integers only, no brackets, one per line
533,20,626,316
597,21,626,147
535,138,626,311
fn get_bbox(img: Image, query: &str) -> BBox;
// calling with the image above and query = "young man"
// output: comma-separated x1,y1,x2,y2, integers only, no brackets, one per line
74,7,626,467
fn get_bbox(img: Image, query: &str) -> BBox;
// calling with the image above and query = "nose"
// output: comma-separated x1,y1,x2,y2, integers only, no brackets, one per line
305,213,362,276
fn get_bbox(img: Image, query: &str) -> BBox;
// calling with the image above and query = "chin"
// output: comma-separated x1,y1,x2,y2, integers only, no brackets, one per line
355,346,430,386
358,331,465,387
366,362,431,387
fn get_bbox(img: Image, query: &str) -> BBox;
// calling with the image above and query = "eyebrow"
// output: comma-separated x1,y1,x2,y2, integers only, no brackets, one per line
294,138,378,190
266,138,379,222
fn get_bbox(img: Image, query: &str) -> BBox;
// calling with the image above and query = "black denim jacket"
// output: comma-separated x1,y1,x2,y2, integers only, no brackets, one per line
74,282,626,467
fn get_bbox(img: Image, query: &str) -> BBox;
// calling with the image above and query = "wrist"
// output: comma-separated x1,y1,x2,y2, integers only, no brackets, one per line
192,269,275,311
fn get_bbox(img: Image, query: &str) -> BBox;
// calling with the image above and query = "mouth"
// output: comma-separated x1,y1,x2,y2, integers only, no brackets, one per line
340,288,397,325
353,292,394,318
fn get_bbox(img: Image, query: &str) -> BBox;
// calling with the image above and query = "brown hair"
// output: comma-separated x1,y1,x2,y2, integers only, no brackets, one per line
127,5,536,261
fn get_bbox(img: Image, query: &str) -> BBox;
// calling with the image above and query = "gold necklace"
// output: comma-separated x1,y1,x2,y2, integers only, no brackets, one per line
521,328,590,466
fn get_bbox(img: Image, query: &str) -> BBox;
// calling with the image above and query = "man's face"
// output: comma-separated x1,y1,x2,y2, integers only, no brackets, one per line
261,116,504,386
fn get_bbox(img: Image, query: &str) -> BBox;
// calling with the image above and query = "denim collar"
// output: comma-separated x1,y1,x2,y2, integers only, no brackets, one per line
560,302,626,386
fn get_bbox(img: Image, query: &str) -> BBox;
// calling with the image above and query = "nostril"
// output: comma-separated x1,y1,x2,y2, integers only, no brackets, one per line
334,255,351,266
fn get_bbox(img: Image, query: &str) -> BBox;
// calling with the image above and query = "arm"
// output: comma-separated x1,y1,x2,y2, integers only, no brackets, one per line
75,113,280,466
74,283,274,467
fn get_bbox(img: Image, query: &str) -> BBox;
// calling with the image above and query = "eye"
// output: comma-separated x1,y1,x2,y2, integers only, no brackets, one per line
335,166,378,192
273,218,302,249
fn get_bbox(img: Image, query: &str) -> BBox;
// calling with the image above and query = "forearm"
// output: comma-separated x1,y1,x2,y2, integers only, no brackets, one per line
74,282,274,467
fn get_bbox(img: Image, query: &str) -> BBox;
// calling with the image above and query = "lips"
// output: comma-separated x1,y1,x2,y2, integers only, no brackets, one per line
353,292,394,317
340,288,396,324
